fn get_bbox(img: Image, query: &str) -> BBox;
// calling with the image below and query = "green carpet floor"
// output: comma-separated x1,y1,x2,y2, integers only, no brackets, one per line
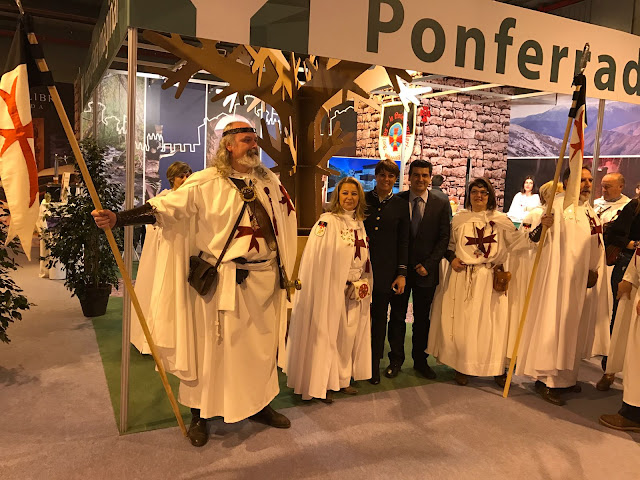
92,297,454,434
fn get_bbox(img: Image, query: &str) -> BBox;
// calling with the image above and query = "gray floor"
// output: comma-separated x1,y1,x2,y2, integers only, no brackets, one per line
1,256,639,480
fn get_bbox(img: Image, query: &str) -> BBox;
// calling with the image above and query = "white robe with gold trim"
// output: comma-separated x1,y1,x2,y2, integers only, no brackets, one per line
285,212,373,400
145,166,297,422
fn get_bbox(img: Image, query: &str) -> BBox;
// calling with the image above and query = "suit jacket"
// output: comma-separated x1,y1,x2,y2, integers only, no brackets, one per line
398,189,451,287
364,191,410,294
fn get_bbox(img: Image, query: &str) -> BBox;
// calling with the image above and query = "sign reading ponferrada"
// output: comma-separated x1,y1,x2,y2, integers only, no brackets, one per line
81,0,640,105
308,0,640,105
379,102,416,163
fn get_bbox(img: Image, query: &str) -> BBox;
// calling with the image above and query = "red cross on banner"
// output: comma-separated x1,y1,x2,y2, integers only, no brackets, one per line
464,226,497,258
0,18,43,260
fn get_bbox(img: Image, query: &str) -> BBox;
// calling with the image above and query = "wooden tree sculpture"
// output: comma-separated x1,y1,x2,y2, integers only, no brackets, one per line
142,31,410,228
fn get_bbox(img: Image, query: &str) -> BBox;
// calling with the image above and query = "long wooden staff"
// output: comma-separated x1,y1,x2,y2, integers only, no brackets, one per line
16,2,187,435
503,44,591,398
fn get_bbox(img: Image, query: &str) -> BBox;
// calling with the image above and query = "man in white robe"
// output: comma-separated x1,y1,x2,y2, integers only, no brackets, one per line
594,173,630,225
593,173,631,380
599,253,640,432
93,122,298,447
516,167,603,406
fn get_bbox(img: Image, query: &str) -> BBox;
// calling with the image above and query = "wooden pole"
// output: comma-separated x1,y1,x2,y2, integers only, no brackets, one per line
20,10,187,436
503,44,590,398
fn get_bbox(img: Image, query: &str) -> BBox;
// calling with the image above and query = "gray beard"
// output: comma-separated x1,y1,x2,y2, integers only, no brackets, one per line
237,152,261,169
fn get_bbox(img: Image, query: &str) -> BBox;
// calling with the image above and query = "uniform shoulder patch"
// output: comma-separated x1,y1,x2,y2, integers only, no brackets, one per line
315,221,327,237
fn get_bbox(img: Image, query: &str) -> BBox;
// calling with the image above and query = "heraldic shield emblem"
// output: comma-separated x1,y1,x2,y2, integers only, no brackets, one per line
379,101,416,164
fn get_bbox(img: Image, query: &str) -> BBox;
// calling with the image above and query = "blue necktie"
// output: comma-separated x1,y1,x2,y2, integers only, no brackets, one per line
412,197,423,237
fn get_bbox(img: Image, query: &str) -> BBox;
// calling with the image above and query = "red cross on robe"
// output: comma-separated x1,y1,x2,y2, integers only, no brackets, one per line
235,225,264,253
354,230,366,260
279,184,294,216
464,226,497,258
588,213,603,247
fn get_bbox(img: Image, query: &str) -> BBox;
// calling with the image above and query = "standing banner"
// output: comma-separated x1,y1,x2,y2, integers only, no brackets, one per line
379,102,415,164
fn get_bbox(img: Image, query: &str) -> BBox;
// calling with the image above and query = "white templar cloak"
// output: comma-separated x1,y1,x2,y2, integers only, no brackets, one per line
286,212,373,400
516,194,604,388
144,166,297,422
506,206,544,356
607,252,640,407
594,195,630,225
428,209,523,377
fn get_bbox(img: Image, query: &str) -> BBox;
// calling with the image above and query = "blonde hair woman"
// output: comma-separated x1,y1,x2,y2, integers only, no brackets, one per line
286,177,373,403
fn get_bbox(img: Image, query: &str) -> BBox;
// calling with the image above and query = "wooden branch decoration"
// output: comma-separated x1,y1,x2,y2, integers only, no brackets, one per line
257,117,295,175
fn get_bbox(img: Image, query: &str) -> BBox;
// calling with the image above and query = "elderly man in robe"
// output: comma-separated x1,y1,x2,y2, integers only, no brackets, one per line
594,173,630,224
92,122,298,447
516,167,604,406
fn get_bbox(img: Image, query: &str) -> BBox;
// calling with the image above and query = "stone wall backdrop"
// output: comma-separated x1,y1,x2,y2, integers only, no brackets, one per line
356,78,514,210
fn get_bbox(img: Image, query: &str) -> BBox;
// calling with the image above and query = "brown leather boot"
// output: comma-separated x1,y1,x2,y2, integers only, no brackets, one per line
535,380,565,406
599,413,640,432
596,373,615,392
249,405,291,428
494,373,508,388
454,371,469,386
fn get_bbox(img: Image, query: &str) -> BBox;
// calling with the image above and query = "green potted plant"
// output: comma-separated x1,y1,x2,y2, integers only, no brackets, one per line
45,139,124,317
0,206,32,343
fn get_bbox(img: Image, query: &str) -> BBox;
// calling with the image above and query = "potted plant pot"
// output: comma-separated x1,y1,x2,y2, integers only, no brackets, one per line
79,284,112,317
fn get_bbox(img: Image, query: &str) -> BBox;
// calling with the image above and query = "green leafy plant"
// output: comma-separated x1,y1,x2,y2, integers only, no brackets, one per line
45,138,124,300
0,206,32,343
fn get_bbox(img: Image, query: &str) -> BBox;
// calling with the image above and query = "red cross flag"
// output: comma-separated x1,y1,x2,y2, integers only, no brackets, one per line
0,16,50,259
563,74,587,211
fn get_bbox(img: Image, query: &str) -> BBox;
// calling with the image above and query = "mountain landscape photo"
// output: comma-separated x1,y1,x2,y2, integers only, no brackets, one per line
509,99,640,157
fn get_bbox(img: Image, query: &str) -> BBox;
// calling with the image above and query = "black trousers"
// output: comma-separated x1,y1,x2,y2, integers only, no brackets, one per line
387,281,437,369
370,290,394,363
619,402,640,423
602,251,633,371
611,251,633,329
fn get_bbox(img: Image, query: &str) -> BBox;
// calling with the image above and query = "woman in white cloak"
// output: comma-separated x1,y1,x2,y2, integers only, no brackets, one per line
599,251,640,431
130,161,192,354
286,177,373,403
428,177,549,387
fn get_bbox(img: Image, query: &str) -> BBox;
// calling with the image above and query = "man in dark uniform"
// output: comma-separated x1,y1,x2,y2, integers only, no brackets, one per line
364,160,410,384
386,160,450,380
430,174,452,219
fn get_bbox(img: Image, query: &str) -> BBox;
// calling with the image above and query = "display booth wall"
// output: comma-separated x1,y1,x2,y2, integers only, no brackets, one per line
357,78,514,208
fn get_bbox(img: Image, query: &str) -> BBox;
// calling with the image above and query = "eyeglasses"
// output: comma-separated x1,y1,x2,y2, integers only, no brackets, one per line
470,190,489,197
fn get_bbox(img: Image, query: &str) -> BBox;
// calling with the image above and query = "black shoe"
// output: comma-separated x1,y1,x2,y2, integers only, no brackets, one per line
187,417,208,447
249,405,291,429
414,364,437,380
494,373,508,388
534,381,565,406
384,363,401,378
369,369,381,385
